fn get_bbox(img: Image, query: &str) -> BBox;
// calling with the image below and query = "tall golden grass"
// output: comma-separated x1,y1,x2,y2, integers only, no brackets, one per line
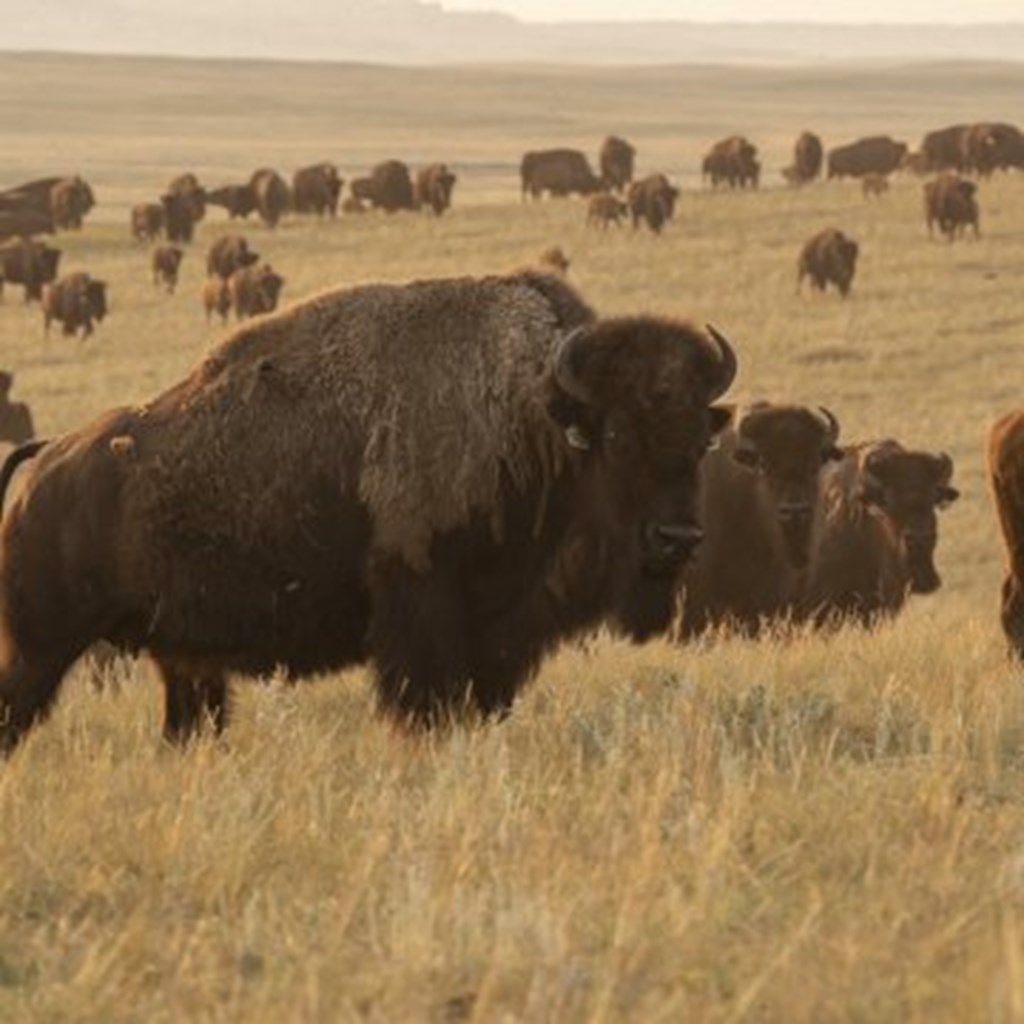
0,53,1022,1021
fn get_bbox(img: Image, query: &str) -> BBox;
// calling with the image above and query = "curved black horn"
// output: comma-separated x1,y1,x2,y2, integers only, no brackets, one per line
817,405,840,441
553,325,592,405
704,323,738,400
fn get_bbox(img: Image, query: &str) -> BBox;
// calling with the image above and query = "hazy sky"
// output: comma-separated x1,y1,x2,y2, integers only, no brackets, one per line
440,0,1024,21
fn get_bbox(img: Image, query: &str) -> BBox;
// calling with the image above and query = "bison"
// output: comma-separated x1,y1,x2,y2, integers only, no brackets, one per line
292,163,343,218
228,264,284,320
679,403,842,637
924,174,979,241
415,164,457,216
861,173,889,199
989,410,1024,658
202,276,231,323
798,228,859,298
0,239,61,303
0,209,55,243
961,122,1024,177
350,161,415,213
131,203,165,243
918,125,970,174
250,169,290,228
206,234,260,281
0,271,738,752
50,177,95,231
806,441,958,626
599,136,636,193
0,372,34,446
586,194,628,230
784,131,823,185
702,136,760,189
42,272,108,339
161,192,198,244
206,184,258,221
827,136,908,179
166,173,206,224
151,246,184,294
520,149,602,201
627,174,679,235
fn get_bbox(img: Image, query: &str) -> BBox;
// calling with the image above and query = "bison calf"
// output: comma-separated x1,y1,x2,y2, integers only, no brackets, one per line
42,272,108,339
586,194,628,230
798,228,859,298
861,173,889,199
202,276,231,323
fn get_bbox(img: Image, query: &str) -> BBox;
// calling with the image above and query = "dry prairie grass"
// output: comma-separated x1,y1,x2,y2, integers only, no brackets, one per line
0,54,1023,1021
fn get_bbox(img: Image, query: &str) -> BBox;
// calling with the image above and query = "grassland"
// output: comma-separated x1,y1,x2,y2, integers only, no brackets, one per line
0,53,1023,1021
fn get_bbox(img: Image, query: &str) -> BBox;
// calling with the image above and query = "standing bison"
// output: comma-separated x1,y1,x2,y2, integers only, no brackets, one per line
784,131,823,185
798,228,859,298
924,174,980,240
228,264,284,320
250,169,291,228
206,234,260,281
827,136,908,179
599,136,636,193
292,163,343,218
162,192,198,244
206,184,257,221
627,174,679,235
151,246,184,294
0,239,61,303
42,272,108,338
131,203,165,242
351,161,416,213
415,164,457,216
166,173,206,224
0,271,738,751
586,194,628,230
702,136,760,189
520,150,602,200
918,125,970,173
961,122,1024,177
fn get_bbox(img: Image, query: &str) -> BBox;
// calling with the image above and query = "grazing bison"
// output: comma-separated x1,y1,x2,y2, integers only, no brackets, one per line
586,194,628,229
520,149,602,200
292,163,343,218
961,122,1024,177
131,203,165,242
206,184,257,220
627,174,679,235
919,125,970,173
250,169,290,228
228,264,284,320
206,234,260,281
827,136,908,179
0,372,34,446
202,277,231,323
807,441,958,626
166,173,206,223
42,272,108,339
785,131,823,185
861,173,889,199
351,161,416,213
702,136,760,189
415,164,457,216
0,271,738,752
679,403,843,637
599,136,636,192
989,411,1024,658
152,246,184,294
798,228,859,298
0,239,61,303
924,174,979,240
162,192,198,244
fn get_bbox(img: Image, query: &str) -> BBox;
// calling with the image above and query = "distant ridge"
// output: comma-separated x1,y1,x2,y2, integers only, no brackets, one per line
5,3,1024,64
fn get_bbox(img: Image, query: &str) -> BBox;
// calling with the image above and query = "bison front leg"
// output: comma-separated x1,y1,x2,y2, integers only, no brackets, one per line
156,659,230,745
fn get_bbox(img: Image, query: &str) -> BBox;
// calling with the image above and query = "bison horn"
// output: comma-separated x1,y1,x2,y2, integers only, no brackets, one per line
816,406,840,441
553,325,592,405
704,324,738,400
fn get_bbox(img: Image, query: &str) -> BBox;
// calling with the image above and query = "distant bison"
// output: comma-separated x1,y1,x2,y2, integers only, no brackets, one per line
827,136,908,179
961,122,1024,177
202,276,231,323
918,124,970,173
292,163,343,218
861,173,889,199
807,441,958,626
42,272,108,339
206,234,260,281
702,136,760,189
0,239,61,303
924,174,979,241
228,263,284,320
0,209,55,243
0,271,737,751
131,203,165,242
798,228,859,298
161,192,198,244
151,245,184,294
351,160,415,213
206,184,257,220
0,371,34,446
784,131,823,185
50,177,95,231
599,136,636,192
249,169,290,228
415,163,457,216
520,149,602,200
586,193,628,229
680,402,842,637
166,173,206,224
627,174,679,235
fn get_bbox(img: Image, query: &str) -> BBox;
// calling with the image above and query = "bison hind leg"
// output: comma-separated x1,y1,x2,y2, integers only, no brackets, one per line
0,655,73,756
156,659,231,745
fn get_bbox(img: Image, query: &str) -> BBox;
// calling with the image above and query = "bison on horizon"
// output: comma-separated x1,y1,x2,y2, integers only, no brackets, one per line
827,136,907,179
351,160,416,213
520,149,602,200
292,163,343,218
702,136,760,189
250,168,290,228
0,271,737,752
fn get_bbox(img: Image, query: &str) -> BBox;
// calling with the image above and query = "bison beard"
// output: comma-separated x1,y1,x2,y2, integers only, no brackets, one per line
0,272,736,751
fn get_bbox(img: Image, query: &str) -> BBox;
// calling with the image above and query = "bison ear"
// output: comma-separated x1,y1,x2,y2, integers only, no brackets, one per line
937,485,960,509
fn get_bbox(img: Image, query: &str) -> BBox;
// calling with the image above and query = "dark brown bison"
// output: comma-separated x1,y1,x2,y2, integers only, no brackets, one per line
989,410,1024,658
0,372,34,446
249,169,290,228
228,264,284,320
206,184,257,220
806,441,958,626
351,161,416,213
42,272,108,339
679,403,842,637
415,164,457,216
202,277,231,323
161,192,198,244
599,136,636,193
702,136,760,189
827,136,908,179
206,234,260,281
166,173,206,223
861,173,889,199
784,131,823,185
520,149,602,200
586,194,628,229
0,177,65,208
0,239,61,303
151,246,184,294
0,209,55,243
798,228,859,298
918,125,970,173
131,203,165,242
0,271,738,751
627,174,679,235
50,177,95,230
961,122,1024,177
292,163,343,218
924,174,979,240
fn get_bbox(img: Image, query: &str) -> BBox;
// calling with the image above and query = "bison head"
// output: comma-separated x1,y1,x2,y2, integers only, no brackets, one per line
856,443,958,594
547,319,737,640
732,404,843,569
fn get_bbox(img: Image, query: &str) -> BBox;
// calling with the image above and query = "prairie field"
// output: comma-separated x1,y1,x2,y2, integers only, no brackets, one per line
2,53,1024,1021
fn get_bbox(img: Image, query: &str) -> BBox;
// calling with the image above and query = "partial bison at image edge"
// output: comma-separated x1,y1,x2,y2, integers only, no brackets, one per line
0,271,737,753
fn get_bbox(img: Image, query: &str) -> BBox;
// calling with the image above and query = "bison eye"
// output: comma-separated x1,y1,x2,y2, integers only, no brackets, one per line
733,448,762,471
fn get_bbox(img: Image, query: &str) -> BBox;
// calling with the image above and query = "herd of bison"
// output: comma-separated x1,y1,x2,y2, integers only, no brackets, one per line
0,117,1021,756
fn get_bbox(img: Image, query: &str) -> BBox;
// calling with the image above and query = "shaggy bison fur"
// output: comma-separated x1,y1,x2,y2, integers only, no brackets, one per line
42,272,108,338
798,228,859,298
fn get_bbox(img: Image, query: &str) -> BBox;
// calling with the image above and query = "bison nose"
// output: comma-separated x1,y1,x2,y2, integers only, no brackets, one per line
646,522,704,559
